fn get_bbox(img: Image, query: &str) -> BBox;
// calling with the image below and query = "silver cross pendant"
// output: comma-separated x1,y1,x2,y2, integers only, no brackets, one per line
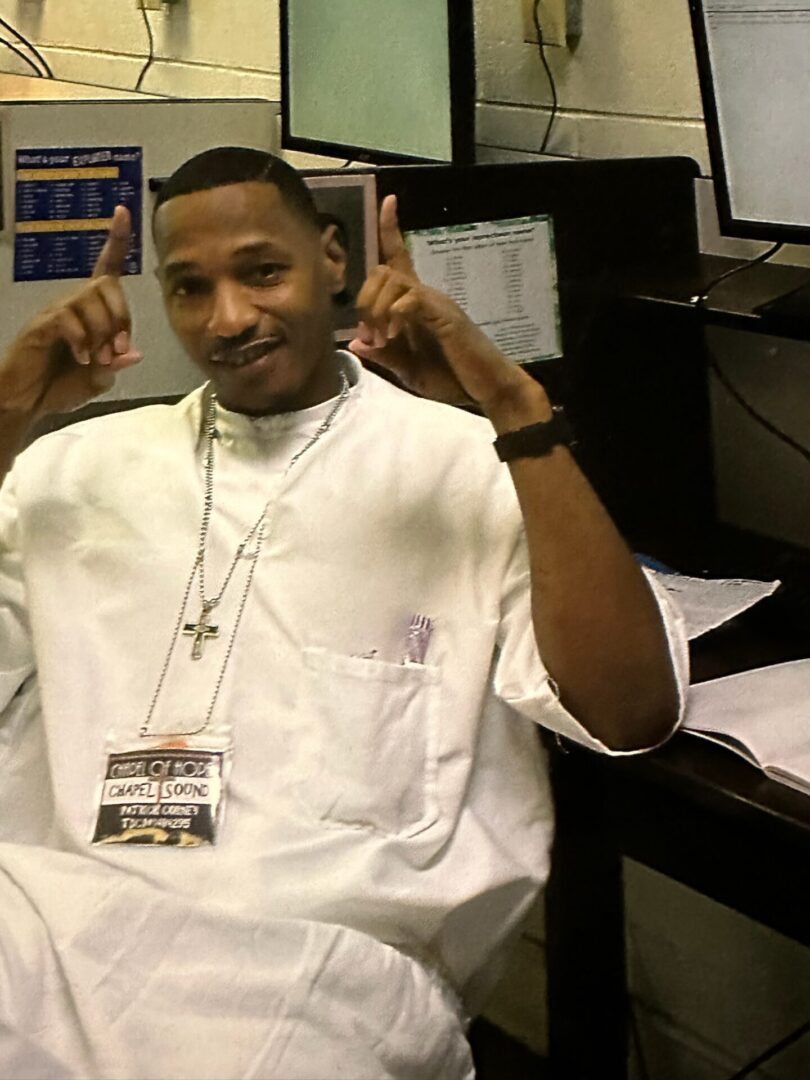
183,603,220,660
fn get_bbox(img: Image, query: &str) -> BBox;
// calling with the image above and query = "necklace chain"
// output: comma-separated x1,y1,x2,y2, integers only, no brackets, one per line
140,370,351,738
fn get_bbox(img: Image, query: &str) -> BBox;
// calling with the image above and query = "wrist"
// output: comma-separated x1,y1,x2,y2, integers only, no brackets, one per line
480,369,553,434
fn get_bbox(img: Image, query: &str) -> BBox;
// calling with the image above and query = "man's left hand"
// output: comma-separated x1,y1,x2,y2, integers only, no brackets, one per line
349,195,540,414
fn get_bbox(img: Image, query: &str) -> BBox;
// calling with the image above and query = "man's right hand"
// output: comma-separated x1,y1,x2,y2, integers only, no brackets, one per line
0,205,143,422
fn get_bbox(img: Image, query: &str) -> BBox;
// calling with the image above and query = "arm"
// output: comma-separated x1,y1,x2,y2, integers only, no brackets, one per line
0,206,142,486
350,197,679,751
482,375,679,750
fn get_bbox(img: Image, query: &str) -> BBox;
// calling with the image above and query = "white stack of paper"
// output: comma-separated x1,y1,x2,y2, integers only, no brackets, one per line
648,571,780,640
684,659,810,795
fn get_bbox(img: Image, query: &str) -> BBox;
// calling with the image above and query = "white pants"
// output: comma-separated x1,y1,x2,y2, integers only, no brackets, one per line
0,845,474,1080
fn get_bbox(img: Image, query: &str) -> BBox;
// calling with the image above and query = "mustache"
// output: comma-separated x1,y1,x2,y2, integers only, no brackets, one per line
208,334,281,366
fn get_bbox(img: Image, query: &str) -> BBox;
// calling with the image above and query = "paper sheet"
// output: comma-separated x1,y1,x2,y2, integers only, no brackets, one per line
648,570,780,640
684,658,810,765
405,216,562,364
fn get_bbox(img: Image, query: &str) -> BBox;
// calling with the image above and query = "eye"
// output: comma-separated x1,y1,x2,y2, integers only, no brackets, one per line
169,276,208,299
247,262,284,286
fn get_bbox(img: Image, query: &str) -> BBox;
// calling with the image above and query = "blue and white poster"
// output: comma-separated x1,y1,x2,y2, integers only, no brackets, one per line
14,146,143,283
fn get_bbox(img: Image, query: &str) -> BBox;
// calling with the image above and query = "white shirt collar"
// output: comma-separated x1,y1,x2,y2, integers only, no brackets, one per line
210,351,363,445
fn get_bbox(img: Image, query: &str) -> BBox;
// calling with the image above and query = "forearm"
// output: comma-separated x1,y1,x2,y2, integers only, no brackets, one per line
0,409,34,486
482,374,680,750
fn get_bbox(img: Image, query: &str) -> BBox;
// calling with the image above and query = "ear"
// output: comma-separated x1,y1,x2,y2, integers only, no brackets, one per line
320,222,348,296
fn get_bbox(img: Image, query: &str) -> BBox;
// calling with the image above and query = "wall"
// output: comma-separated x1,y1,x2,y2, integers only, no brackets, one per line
1,0,279,100
1,2,809,1076
476,0,707,167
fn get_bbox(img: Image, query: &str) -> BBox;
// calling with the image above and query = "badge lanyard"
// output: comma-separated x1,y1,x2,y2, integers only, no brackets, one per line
91,372,352,848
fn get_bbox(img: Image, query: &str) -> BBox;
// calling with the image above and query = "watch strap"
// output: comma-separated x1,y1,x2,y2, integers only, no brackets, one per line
493,407,575,462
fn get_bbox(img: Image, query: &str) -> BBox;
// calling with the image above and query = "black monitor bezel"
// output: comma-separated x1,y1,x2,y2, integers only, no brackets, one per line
689,0,810,245
279,0,476,166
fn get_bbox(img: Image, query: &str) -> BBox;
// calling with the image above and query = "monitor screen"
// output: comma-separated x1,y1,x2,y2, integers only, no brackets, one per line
690,0,810,243
280,0,475,164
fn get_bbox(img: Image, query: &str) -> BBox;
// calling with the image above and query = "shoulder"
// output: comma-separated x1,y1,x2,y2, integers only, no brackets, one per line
352,360,521,524
357,362,497,453
14,389,203,482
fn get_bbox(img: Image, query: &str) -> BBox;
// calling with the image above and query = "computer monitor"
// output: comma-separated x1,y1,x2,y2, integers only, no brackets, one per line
689,0,810,244
280,0,476,165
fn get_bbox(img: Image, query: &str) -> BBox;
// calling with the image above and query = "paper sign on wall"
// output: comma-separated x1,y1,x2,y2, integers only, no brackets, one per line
14,145,142,283
405,215,562,364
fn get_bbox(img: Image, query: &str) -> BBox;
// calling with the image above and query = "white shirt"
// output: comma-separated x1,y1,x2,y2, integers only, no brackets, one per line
0,354,688,1078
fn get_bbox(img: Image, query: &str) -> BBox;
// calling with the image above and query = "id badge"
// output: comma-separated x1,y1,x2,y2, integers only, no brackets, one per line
92,740,230,848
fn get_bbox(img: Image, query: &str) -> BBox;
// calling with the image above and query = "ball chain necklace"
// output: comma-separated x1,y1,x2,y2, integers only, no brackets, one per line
140,369,351,738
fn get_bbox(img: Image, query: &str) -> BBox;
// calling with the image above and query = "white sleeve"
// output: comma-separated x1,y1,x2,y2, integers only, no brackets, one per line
492,532,689,755
0,470,35,717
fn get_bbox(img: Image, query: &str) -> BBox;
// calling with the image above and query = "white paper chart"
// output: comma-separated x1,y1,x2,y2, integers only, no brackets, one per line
405,215,562,364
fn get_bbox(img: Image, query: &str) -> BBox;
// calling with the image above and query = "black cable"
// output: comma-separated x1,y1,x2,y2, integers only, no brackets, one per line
693,241,783,308
0,36,44,79
0,16,52,77
135,0,156,93
724,1016,810,1079
693,240,810,464
708,347,810,466
532,0,559,153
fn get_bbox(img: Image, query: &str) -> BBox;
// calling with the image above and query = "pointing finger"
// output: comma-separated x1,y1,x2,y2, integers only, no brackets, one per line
92,205,132,279
379,195,416,277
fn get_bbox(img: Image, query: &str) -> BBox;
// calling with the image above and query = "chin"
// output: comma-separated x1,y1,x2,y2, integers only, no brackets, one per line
209,361,315,416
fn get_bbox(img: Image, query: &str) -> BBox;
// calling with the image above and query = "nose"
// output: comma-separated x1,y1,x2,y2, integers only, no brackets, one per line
206,280,258,340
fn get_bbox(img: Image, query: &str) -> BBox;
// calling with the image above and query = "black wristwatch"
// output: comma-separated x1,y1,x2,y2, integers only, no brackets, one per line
493,407,576,462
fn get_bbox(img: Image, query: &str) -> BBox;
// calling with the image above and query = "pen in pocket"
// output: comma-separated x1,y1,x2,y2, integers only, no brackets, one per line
400,614,433,665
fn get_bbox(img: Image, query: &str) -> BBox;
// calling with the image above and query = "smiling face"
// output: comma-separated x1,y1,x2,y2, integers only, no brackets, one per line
153,180,347,415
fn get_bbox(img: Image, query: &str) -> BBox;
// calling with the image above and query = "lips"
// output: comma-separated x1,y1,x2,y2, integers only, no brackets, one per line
210,336,283,369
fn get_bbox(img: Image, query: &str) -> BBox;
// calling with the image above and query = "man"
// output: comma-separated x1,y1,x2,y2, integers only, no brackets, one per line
0,147,687,1079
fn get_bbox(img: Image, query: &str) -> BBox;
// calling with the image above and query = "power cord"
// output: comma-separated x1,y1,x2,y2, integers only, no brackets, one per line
135,0,156,92
532,0,559,153
692,241,783,309
708,345,810,465
0,16,52,78
724,1016,810,1079
0,36,45,78
694,241,810,465
628,912,810,1080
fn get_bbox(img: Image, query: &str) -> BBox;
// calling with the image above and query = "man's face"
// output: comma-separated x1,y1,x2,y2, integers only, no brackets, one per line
154,181,346,414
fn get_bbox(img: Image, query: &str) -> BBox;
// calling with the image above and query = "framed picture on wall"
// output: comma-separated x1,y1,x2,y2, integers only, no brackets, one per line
303,171,379,342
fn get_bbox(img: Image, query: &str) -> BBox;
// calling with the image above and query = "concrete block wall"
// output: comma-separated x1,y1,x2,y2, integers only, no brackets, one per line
0,0,279,99
475,0,708,167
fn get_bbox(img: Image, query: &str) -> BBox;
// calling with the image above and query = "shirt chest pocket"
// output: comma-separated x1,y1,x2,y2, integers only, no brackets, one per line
294,647,441,838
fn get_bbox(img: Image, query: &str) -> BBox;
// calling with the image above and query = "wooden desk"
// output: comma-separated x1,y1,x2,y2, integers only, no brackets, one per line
544,707,810,1079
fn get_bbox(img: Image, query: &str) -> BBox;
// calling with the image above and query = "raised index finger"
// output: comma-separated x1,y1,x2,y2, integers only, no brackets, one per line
379,194,416,278
92,204,132,279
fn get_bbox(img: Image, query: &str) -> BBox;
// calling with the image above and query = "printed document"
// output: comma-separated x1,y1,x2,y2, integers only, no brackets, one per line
405,216,562,364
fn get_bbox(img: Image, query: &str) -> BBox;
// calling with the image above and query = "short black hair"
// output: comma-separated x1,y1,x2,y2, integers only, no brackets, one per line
152,146,320,229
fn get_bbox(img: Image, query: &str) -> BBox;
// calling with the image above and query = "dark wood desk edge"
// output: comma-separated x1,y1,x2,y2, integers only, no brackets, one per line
608,734,810,844
544,731,810,1079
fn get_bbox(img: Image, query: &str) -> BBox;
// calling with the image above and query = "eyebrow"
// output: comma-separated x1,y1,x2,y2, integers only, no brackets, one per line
162,241,291,279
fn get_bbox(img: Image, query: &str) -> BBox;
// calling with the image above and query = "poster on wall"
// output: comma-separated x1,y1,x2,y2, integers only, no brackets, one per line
405,215,562,364
14,145,143,283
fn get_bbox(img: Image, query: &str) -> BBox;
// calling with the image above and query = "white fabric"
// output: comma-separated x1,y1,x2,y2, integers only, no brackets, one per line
0,354,688,1078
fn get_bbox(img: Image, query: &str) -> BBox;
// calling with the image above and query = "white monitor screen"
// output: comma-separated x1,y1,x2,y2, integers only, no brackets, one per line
283,0,468,163
695,1,810,238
